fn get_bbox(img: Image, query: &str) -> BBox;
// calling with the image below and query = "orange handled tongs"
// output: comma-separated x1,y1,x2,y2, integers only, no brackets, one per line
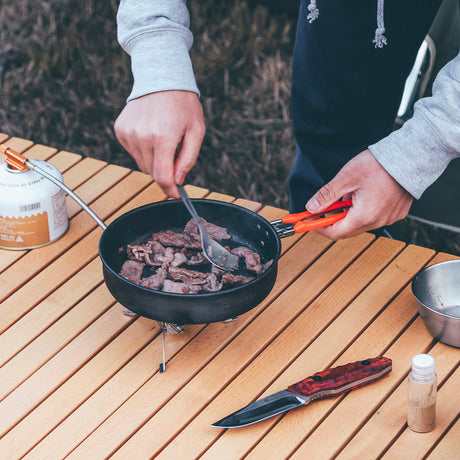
271,200,352,238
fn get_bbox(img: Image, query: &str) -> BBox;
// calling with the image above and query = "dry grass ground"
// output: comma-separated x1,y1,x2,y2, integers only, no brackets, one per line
1,0,458,255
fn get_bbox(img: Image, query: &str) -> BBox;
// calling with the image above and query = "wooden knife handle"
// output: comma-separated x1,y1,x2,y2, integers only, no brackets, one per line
287,357,392,399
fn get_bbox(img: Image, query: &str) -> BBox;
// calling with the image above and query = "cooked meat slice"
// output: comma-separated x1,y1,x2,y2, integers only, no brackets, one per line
162,279,202,294
157,246,175,266
126,244,152,262
142,242,179,267
149,240,166,254
231,246,264,275
120,260,145,284
140,267,167,290
186,251,208,265
144,253,161,266
202,273,223,292
222,272,255,285
184,218,231,241
152,230,201,249
171,252,188,267
168,266,208,284
140,241,163,266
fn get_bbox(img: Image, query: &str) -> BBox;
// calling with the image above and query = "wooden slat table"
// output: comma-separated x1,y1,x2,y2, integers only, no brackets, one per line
1,136,459,459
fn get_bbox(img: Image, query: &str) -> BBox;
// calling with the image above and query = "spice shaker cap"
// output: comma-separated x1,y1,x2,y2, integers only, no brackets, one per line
411,354,435,378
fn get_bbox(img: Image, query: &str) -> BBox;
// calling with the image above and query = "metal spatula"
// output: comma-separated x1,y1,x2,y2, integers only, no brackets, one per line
178,185,239,272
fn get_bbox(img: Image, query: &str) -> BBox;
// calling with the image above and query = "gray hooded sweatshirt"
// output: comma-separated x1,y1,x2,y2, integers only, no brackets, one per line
117,0,460,200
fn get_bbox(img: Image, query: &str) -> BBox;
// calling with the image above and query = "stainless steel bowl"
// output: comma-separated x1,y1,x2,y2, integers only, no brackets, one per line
412,259,460,348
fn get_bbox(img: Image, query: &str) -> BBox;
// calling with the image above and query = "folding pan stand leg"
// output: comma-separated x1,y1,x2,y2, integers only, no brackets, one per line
158,322,184,373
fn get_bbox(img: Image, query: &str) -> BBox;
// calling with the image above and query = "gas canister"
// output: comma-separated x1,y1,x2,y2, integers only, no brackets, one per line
0,160,69,249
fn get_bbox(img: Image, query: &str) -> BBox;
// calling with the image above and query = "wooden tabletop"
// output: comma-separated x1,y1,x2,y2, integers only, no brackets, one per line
1,136,459,459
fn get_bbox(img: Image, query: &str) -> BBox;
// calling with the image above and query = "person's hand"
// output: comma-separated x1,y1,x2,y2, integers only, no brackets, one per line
114,90,205,199
306,149,413,239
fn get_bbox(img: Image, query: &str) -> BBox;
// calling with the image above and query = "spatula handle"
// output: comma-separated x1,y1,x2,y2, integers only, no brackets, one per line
287,357,392,399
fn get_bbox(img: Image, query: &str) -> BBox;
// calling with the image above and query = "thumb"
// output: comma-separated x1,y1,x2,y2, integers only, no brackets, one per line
306,173,352,213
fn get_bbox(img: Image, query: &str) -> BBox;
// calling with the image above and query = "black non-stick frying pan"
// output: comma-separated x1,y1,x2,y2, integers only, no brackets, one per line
99,199,282,324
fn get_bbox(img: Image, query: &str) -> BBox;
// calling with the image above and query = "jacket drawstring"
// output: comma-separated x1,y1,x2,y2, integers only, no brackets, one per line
306,0,319,23
373,0,387,48
306,0,388,48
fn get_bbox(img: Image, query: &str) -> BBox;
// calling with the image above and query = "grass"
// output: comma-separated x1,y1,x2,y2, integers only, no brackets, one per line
1,0,459,255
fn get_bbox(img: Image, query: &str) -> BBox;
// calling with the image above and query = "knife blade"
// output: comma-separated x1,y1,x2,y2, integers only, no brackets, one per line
211,356,392,428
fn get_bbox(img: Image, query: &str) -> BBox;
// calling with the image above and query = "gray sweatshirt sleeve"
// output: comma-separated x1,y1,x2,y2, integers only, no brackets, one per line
117,0,199,101
369,49,460,199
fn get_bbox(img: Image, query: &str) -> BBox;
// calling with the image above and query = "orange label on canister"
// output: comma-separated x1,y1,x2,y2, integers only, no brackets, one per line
0,212,50,248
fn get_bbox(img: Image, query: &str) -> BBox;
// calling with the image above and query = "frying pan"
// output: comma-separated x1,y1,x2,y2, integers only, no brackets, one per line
99,199,281,324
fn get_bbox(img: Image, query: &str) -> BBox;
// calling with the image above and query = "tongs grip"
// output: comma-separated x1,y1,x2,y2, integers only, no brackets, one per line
274,200,352,225
273,200,352,238
292,210,348,233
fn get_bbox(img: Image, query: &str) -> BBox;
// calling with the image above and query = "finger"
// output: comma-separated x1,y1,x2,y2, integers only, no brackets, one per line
174,122,205,185
152,138,180,198
306,170,354,213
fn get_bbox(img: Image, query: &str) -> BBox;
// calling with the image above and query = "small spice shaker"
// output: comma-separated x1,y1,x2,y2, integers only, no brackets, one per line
407,353,437,432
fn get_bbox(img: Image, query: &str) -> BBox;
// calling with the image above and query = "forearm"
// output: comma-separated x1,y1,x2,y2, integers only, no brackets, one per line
369,50,460,199
117,0,199,101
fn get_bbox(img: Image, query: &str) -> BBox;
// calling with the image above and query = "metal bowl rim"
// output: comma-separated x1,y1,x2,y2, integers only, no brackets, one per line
412,259,460,320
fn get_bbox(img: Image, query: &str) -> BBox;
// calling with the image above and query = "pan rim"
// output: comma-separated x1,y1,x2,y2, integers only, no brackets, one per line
99,198,282,298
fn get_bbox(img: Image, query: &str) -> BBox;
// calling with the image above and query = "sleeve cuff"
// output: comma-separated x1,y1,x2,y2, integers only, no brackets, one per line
126,30,200,101
369,117,452,200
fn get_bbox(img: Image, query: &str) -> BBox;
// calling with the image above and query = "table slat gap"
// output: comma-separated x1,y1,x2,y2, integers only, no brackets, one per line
0,249,28,274
0,137,34,153
425,416,460,459
20,144,58,162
